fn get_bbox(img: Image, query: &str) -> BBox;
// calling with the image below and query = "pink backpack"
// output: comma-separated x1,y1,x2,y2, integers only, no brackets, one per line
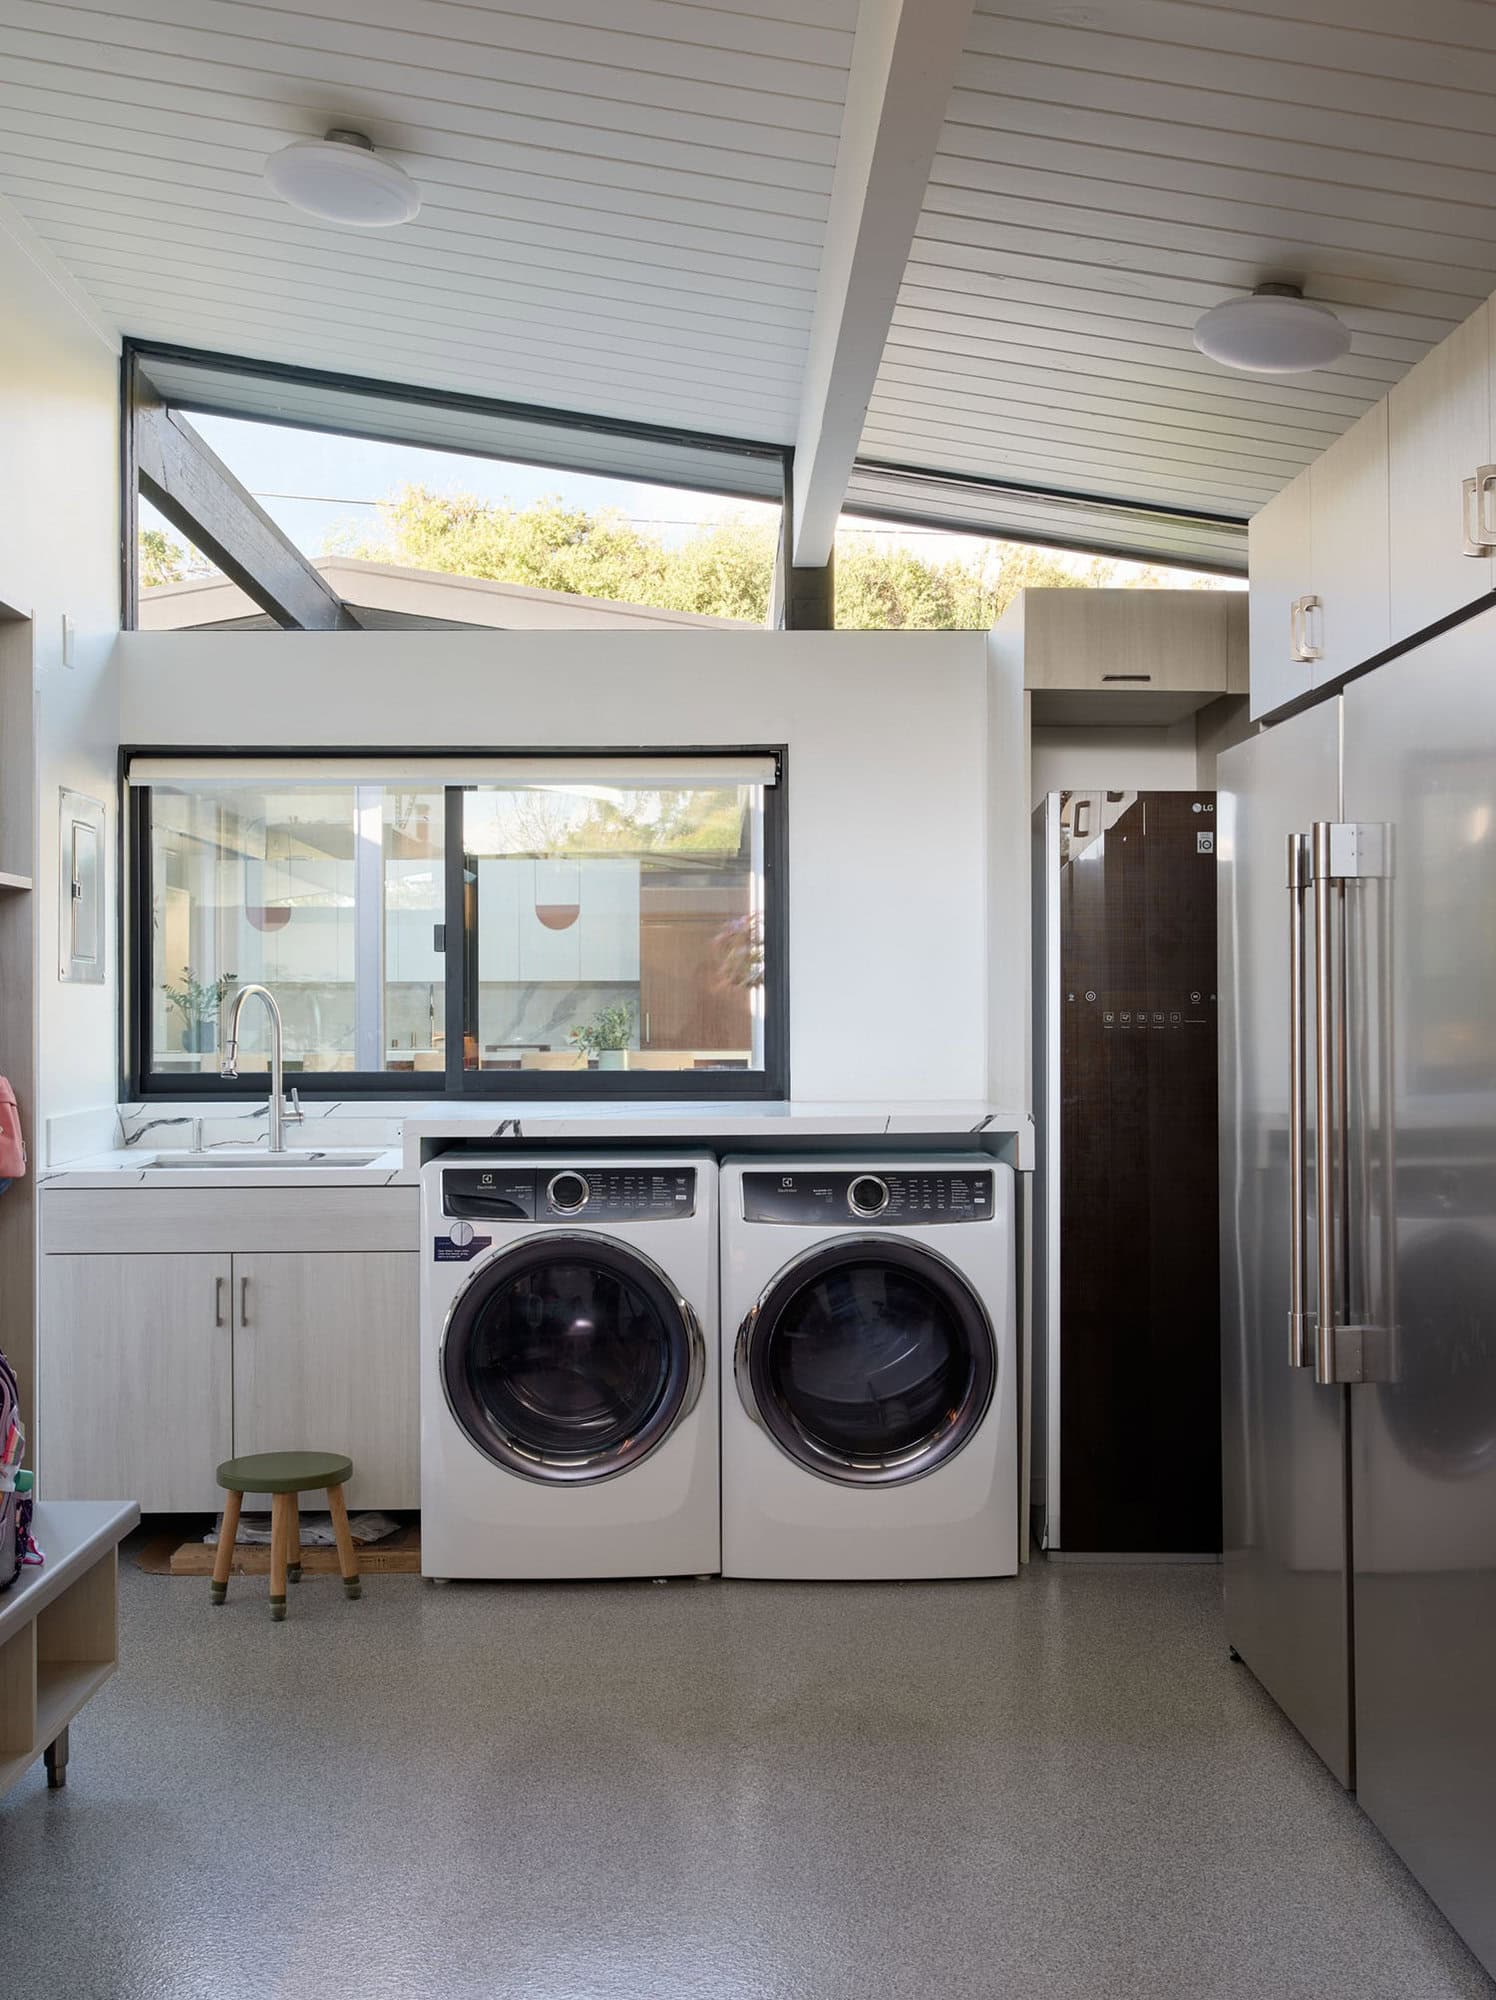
0,1077,25,1185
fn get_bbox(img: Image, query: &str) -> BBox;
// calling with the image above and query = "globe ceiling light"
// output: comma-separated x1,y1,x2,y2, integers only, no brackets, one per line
263,129,421,227
1192,283,1350,375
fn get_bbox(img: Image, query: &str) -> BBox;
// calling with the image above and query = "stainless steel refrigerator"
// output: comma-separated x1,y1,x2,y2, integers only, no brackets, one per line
1220,605,1496,1978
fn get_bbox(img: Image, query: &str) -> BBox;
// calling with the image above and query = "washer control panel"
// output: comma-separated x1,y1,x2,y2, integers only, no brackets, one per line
443,1165,696,1221
743,1168,993,1225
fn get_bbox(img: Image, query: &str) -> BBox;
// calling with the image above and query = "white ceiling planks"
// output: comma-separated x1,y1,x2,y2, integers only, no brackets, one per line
0,0,860,441
2,0,1494,561
858,0,1496,535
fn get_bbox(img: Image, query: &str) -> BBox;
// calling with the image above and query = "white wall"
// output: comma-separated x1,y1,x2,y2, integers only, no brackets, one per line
1029,696,1254,805
1029,719,1200,802
118,628,1030,1104
0,200,120,1146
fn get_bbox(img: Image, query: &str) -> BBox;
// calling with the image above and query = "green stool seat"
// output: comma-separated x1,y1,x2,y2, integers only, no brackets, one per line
211,1451,361,1619
216,1451,353,1495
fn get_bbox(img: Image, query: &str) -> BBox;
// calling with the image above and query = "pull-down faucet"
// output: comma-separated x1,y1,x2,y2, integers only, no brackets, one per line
220,984,304,1153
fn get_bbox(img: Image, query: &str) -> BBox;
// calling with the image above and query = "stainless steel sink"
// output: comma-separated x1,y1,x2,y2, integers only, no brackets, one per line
147,1150,383,1170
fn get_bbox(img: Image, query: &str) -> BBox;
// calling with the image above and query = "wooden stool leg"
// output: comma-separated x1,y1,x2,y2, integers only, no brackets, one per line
327,1484,361,1600
211,1489,243,1605
287,1495,302,1583
269,1492,291,1621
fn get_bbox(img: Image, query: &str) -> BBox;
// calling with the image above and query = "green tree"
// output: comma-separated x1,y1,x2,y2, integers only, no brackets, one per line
335,484,1221,629
138,527,216,589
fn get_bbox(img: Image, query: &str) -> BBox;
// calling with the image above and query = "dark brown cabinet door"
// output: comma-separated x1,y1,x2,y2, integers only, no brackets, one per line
1059,792,1221,1553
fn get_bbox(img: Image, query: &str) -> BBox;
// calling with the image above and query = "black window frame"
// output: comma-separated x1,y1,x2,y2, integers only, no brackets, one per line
123,744,789,1103
120,338,799,635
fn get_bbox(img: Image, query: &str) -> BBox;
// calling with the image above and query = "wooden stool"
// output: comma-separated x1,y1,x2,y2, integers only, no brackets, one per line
211,1452,361,1621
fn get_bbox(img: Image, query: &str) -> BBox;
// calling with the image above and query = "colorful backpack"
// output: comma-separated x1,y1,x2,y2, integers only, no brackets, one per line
0,1345,38,1589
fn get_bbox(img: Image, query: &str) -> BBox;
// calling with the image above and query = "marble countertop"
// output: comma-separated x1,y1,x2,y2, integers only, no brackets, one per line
44,1099,1034,1186
398,1100,1034,1169
40,1146,411,1190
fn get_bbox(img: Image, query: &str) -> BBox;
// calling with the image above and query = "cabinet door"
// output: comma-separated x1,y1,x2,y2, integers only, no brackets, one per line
39,1253,232,1510
1309,399,1390,686
1388,302,1493,645
231,1253,419,1509
1248,472,1313,719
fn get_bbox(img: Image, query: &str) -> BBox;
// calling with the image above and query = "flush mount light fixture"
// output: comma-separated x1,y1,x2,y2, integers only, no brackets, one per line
1192,283,1350,375
264,129,420,227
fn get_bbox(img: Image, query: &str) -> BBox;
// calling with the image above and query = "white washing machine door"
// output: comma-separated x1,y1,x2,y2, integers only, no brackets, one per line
736,1235,996,1487
442,1232,705,1484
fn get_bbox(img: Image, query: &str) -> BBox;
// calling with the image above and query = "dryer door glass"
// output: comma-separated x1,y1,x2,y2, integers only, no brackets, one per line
744,1241,995,1486
443,1237,701,1483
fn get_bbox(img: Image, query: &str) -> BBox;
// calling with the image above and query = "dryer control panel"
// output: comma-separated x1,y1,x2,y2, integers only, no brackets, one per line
443,1165,696,1221
742,1168,993,1225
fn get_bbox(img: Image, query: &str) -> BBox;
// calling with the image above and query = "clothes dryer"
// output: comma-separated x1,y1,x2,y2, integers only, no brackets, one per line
720,1156,1016,1580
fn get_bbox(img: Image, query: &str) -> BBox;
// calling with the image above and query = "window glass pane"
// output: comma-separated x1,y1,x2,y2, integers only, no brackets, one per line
137,413,781,631
147,783,444,1077
461,779,766,1076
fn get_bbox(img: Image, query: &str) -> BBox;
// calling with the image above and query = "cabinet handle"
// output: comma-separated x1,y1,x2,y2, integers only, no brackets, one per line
1298,594,1324,664
1464,474,1496,560
239,1275,249,1327
215,1276,225,1329
1478,465,1496,549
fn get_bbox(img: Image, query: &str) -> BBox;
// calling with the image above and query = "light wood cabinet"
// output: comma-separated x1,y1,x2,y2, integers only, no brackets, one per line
1388,302,1494,642
1249,401,1389,714
231,1252,419,1509
1307,400,1390,686
1248,473,1315,720
40,1215,421,1512
1006,586,1245,725
40,1253,233,1511
1251,293,1496,717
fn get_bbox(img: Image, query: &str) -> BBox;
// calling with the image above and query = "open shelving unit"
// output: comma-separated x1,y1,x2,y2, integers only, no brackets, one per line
0,1502,138,1795
0,593,36,1444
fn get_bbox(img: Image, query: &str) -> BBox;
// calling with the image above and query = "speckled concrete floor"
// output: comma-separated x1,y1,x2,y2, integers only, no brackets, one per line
1,1554,1490,2000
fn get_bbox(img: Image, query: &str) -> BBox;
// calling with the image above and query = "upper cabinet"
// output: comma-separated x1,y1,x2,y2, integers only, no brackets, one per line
1388,302,1495,639
1309,401,1391,685
1009,587,1245,726
1248,469,1315,720
1249,401,1389,721
1251,293,1496,720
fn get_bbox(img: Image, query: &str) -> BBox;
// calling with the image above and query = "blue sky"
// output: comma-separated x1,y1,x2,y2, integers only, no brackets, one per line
140,412,1238,588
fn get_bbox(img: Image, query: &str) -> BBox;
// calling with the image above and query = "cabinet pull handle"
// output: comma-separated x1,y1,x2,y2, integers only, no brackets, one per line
239,1275,249,1327
1478,465,1496,549
1461,476,1489,558
1101,672,1152,682
215,1276,225,1329
1298,594,1324,664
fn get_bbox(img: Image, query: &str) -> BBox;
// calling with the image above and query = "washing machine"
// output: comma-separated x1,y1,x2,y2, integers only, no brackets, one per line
720,1156,1017,1580
420,1152,718,1579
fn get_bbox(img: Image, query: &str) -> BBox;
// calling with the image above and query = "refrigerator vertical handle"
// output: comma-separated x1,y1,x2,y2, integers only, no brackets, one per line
1312,821,1342,1387
1287,832,1313,1367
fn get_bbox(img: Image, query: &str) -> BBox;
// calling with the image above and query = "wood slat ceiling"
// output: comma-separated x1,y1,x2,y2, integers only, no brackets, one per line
859,0,1496,526
0,0,858,442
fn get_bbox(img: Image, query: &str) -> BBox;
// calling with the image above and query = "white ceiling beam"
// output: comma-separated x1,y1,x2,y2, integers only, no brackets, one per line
790,0,975,568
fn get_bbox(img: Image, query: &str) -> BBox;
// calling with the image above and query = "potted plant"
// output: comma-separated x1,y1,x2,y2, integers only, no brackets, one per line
163,965,236,1054
569,1004,634,1071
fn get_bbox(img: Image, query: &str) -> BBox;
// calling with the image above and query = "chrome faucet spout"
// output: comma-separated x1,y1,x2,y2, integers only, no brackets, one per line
219,984,302,1152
